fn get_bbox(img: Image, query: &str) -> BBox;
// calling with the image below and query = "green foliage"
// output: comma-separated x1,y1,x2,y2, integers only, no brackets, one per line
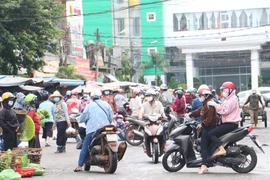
138,75,147,84
155,75,163,86
168,76,179,89
0,0,64,76
178,84,188,90
116,54,132,81
55,65,86,80
193,77,200,89
248,76,263,89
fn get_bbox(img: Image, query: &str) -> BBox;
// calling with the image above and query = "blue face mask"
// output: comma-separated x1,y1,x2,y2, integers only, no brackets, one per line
83,97,88,101
20,99,26,105
54,97,60,102
8,101,14,107
104,91,110,95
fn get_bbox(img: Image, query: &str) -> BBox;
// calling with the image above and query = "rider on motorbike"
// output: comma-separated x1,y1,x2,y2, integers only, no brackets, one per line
114,89,129,118
159,84,175,107
189,90,218,174
74,89,114,172
129,88,142,119
171,90,186,123
207,81,240,158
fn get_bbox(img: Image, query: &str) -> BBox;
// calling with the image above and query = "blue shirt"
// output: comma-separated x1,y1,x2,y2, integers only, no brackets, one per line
39,100,54,123
191,97,203,123
79,99,114,134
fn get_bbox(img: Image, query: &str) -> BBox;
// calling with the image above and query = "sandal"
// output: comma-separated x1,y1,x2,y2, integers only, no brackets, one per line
45,143,51,147
74,167,83,172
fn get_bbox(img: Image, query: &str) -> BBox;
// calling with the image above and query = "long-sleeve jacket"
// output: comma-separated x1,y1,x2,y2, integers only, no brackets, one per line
39,100,54,123
27,110,40,133
172,97,185,116
79,99,113,134
214,90,240,123
244,94,263,110
189,99,217,127
53,100,70,125
0,108,20,131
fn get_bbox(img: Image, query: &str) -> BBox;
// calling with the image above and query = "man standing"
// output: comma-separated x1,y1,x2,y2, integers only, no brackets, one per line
244,90,264,128
74,89,114,172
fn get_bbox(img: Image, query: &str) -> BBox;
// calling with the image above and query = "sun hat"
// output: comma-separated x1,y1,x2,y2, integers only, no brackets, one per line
49,90,64,100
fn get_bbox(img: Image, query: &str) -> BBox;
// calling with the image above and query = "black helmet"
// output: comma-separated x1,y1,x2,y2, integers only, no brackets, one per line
175,90,183,95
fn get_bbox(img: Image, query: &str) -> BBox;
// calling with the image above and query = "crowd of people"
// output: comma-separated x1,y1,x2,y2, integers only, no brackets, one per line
0,80,263,174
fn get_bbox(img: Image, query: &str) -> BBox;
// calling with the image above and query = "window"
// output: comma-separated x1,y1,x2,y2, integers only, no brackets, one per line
220,11,230,29
180,14,187,31
199,13,208,30
173,14,179,31
133,17,140,36
210,12,216,29
147,12,156,22
260,9,268,26
132,49,141,66
239,10,248,28
115,18,125,35
231,11,237,28
147,47,157,55
117,0,123,3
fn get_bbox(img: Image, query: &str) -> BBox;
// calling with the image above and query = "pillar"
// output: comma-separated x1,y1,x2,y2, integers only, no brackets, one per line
186,53,194,89
250,50,259,90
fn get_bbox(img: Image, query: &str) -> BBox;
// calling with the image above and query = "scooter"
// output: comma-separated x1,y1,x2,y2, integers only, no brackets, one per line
84,125,127,174
162,124,265,173
125,117,146,146
133,114,167,164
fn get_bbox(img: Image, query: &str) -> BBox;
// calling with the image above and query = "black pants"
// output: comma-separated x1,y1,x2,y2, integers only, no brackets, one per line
42,122,53,139
56,121,67,146
201,126,215,165
208,123,238,148
3,129,17,151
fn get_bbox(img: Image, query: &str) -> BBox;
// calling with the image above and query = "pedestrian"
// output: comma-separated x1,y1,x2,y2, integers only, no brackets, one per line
243,89,264,128
74,89,113,172
39,92,54,147
0,92,20,150
24,94,41,148
189,90,217,174
207,81,240,157
50,91,71,153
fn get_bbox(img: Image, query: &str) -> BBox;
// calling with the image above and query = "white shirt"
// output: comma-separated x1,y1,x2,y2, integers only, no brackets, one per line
130,96,142,117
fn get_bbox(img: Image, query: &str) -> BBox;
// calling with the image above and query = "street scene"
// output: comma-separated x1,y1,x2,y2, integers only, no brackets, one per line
1,0,270,179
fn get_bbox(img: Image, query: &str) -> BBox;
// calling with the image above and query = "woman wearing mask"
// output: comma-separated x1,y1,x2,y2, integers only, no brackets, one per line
189,90,217,174
101,88,117,113
0,92,20,150
50,91,71,153
13,92,26,110
24,94,41,148
207,82,240,157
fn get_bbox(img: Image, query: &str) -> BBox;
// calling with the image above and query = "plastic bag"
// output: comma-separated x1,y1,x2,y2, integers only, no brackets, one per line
0,169,21,180
66,127,76,135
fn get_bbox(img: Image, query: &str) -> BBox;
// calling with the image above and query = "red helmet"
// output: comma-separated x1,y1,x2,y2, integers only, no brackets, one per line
220,82,235,90
117,89,123,93
197,84,210,95
71,90,77,95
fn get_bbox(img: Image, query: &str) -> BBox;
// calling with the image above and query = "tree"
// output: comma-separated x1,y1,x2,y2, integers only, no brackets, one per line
154,75,163,86
55,65,86,80
248,76,263,89
193,77,201,89
0,0,63,76
138,75,147,84
143,51,169,86
168,76,179,89
115,55,131,81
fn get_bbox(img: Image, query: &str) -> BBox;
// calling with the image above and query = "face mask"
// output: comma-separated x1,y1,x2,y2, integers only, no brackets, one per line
104,91,110,95
20,99,26,105
83,97,88,101
199,96,205,102
54,97,60,102
146,96,153,102
8,101,14,107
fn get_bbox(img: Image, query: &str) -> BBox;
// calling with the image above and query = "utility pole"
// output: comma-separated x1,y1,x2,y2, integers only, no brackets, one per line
95,28,100,82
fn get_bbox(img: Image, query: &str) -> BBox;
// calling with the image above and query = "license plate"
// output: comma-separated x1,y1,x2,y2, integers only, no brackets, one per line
106,134,118,142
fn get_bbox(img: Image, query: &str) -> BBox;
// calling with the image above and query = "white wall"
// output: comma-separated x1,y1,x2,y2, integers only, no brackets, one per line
145,75,165,86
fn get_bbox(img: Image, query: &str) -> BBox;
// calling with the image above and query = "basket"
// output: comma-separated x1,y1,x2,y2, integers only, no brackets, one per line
14,148,42,164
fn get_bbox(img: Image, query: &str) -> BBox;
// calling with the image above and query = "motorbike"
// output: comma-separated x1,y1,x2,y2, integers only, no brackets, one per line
125,117,145,146
162,122,265,173
84,125,127,173
164,106,183,139
133,114,167,164
66,108,80,140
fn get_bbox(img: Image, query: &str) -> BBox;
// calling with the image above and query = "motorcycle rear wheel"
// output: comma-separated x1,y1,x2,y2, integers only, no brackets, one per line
162,149,185,172
125,125,144,146
152,143,159,164
232,146,257,173
103,145,118,173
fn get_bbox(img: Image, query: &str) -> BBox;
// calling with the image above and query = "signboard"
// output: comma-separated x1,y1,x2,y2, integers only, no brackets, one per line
75,57,96,81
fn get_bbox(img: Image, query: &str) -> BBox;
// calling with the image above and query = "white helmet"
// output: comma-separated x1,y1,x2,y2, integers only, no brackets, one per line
145,89,156,96
91,89,102,100
202,90,211,95
160,84,168,90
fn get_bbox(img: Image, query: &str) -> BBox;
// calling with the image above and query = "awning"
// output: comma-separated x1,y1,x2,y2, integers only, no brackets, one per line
19,85,44,91
49,78,86,87
72,81,102,94
0,77,34,87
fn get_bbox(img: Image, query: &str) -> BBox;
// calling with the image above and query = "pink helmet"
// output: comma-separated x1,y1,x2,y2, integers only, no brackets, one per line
133,88,140,95
197,84,210,95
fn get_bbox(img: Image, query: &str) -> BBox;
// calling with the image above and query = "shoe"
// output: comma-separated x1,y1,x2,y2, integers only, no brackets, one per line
62,146,66,153
45,143,51,147
212,146,226,157
74,167,83,172
55,146,64,153
254,124,258,128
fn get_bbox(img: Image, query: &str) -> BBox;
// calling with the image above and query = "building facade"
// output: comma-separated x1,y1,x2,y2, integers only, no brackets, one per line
164,0,270,91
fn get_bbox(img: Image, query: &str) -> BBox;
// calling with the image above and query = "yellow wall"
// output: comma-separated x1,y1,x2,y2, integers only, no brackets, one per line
129,0,140,6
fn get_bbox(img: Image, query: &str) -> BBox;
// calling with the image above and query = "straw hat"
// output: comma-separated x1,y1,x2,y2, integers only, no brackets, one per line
49,90,64,100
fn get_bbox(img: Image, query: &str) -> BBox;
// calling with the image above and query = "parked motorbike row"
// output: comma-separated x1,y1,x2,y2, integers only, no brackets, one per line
69,103,265,174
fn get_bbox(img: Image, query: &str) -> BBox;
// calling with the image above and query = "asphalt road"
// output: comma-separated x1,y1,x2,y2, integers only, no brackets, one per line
30,109,270,180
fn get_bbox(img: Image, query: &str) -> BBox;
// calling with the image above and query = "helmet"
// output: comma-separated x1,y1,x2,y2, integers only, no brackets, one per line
25,94,37,103
2,92,15,102
66,90,71,96
220,81,235,90
145,89,156,96
102,87,113,92
212,89,216,92
175,90,183,95
197,84,210,95
71,90,77,95
133,88,140,95
186,89,193,93
117,89,124,93
160,84,168,90
91,89,102,99
202,90,211,95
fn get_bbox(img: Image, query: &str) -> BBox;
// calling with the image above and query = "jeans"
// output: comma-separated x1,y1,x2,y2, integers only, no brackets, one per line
78,132,94,166
208,123,238,148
